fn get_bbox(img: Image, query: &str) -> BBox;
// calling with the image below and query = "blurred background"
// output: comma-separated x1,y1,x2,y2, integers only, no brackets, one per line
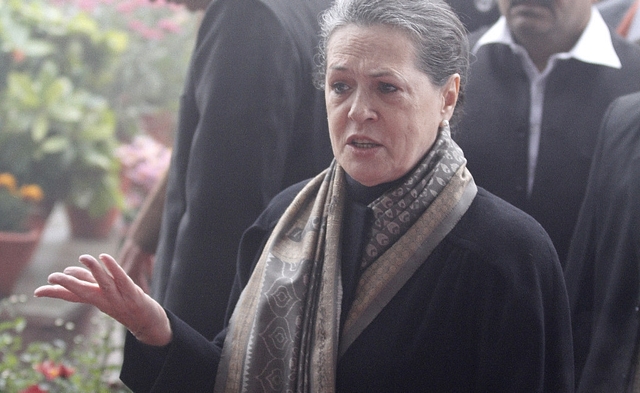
0,0,201,390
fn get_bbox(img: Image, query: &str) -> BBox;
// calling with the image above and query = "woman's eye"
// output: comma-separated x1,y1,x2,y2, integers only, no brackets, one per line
331,82,350,94
378,82,398,94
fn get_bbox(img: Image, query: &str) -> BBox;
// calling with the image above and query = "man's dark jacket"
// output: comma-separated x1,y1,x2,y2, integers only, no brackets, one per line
454,29,640,266
151,0,333,339
564,91,640,392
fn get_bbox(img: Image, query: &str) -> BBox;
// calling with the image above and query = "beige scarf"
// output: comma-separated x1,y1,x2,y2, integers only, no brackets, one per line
214,125,477,393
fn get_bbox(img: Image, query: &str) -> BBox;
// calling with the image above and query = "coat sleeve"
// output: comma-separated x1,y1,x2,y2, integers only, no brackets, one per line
120,311,222,393
120,183,303,392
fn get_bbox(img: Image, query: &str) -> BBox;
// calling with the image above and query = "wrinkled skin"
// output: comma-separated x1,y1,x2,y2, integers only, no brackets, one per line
34,254,172,347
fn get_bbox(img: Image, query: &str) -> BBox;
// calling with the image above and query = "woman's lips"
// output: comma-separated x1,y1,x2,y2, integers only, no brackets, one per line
350,140,379,148
347,136,381,149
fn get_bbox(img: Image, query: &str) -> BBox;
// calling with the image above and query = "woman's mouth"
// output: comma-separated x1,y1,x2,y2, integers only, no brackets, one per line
349,138,380,149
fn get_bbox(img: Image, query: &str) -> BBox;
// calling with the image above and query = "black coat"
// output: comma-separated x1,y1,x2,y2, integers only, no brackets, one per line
122,184,574,392
564,91,640,392
454,31,640,266
151,0,334,339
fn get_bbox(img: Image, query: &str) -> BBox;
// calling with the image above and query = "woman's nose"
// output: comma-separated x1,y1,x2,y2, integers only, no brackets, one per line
347,90,378,123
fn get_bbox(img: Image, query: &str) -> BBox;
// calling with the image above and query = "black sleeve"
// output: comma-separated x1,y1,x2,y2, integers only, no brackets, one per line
121,182,306,392
120,310,221,393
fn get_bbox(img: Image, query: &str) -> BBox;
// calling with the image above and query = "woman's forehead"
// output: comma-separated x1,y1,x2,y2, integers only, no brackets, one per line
326,25,417,68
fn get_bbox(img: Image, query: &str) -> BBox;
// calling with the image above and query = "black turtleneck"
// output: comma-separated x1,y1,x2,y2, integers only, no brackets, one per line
340,174,402,327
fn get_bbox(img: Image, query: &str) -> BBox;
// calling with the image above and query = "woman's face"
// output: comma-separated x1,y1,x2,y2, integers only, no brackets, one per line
325,24,459,187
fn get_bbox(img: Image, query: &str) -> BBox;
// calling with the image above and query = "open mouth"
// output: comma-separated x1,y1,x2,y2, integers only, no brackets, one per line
350,140,379,148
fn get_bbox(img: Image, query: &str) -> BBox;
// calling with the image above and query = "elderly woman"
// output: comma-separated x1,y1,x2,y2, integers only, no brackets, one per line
34,0,574,391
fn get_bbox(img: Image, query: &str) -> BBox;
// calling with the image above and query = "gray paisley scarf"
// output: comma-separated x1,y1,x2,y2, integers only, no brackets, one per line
214,124,477,393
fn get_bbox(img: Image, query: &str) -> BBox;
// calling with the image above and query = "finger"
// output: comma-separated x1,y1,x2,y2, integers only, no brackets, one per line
45,271,100,296
62,266,97,283
99,253,140,297
34,284,84,303
78,254,117,293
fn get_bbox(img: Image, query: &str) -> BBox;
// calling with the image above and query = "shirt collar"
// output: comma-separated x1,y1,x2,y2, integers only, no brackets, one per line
473,7,621,69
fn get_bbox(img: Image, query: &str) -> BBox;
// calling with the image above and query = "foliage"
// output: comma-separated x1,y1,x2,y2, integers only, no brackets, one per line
0,296,132,393
0,173,44,232
0,0,125,215
50,0,200,139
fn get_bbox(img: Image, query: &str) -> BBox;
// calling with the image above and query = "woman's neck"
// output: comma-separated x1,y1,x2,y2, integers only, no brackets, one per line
345,173,402,205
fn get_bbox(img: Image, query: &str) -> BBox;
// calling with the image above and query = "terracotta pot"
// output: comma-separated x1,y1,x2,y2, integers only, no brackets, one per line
0,228,41,298
28,198,56,234
65,206,120,240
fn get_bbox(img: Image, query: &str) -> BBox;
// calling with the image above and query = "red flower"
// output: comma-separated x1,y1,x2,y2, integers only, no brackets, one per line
34,360,76,380
19,385,48,393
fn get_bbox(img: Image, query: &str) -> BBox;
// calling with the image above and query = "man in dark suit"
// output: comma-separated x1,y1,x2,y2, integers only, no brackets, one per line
564,91,640,392
118,0,333,340
454,0,640,266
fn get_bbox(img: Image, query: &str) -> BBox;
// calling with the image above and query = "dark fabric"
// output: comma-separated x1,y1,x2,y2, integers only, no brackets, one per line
454,34,640,266
122,183,574,392
445,0,500,33
564,91,640,393
151,0,333,339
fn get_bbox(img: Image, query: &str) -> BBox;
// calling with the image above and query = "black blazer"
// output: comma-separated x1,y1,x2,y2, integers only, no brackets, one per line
454,31,640,265
565,91,640,392
151,0,334,339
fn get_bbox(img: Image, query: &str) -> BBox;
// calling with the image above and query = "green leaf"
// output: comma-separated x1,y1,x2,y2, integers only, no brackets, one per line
31,114,49,142
7,73,39,107
39,135,69,153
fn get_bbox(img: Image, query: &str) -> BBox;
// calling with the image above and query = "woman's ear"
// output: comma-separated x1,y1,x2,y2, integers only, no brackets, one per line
441,73,460,119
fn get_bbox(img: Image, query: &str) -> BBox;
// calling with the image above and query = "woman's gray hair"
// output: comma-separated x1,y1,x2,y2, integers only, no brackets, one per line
315,0,470,122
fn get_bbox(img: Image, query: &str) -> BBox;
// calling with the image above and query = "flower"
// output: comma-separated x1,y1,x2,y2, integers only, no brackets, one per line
0,0,196,212
34,360,76,380
116,135,171,222
0,173,44,232
0,296,132,393
0,0,128,208
19,385,48,393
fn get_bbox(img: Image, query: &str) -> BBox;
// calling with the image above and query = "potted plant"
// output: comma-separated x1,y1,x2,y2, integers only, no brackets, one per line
0,173,45,297
0,296,132,392
50,0,199,142
0,0,127,238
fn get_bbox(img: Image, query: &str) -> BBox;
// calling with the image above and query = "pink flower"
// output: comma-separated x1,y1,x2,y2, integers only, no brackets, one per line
157,18,181,33
77,0,99,12
115,0,139,13
141,27,165,40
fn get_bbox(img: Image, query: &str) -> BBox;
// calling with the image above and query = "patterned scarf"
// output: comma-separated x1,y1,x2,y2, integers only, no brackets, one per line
214,124,477,393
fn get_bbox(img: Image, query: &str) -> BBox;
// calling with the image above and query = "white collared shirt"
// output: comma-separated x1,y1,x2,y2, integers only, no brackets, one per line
473,8,621,195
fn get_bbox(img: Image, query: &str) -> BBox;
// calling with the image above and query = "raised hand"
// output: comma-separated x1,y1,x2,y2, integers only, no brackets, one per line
34,253,172,347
